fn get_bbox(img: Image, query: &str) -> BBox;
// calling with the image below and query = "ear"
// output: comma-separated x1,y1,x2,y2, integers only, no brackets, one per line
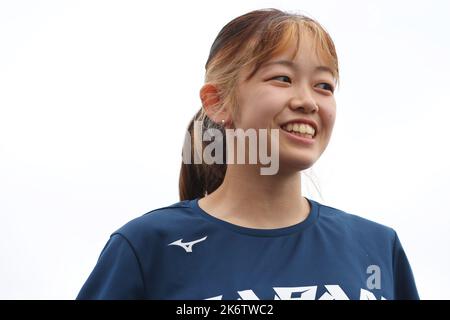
199,83,231,126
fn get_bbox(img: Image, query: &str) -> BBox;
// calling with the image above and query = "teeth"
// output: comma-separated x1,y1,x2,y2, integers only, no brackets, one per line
282,123,315,136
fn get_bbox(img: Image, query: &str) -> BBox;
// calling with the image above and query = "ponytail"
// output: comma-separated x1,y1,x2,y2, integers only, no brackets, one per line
178,109,227,201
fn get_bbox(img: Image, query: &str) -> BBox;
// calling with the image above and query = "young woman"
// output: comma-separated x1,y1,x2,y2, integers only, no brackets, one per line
77,8,419,300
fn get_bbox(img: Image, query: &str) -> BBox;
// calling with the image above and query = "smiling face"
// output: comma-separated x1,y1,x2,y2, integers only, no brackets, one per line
233,32,337,174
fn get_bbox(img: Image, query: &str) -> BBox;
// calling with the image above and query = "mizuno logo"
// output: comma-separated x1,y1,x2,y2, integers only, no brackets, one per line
168,236,208,253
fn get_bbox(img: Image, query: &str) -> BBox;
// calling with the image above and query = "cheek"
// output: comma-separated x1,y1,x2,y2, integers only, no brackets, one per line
320,106,336,136
239,91,282,129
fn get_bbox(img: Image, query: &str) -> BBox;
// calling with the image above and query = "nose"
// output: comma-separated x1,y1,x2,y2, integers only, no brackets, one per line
289,85,319,113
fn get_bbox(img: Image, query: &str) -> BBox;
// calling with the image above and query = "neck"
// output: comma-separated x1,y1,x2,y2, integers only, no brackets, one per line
199,164,310,229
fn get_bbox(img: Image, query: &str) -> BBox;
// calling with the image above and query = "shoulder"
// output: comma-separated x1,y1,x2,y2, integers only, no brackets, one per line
313,199,397,245
111,199,198,246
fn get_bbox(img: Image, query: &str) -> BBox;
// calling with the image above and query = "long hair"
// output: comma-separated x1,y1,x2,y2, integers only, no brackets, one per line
179,8,339,201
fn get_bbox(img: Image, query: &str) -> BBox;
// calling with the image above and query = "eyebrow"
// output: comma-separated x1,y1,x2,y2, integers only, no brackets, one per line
260,59,335,77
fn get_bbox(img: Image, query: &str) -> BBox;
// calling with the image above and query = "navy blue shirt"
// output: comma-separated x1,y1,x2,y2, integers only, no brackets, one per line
76,197,419,300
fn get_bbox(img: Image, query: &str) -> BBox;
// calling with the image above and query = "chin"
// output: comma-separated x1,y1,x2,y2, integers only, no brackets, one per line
279,155,316,173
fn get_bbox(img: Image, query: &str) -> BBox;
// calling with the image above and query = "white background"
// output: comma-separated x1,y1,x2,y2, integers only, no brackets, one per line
1,0,449,299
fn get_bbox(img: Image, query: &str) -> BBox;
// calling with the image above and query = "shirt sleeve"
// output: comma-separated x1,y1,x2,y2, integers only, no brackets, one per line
392,231,420,300
76,233,146,299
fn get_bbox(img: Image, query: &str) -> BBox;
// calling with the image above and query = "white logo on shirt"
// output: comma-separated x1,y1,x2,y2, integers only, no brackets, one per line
168,236,207,253
205,286,387,300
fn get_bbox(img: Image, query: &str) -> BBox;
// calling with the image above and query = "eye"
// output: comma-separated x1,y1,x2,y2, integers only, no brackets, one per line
317,83,335,93
270,75,292,83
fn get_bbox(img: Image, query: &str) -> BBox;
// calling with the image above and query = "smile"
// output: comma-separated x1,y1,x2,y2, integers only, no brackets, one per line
280,126,315,145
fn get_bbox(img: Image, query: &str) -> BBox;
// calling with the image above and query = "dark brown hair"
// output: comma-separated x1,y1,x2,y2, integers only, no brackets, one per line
179,8,339,201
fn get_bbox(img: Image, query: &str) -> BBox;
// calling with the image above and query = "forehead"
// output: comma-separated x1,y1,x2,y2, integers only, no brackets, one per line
260,59,335,78
262,37,334,74
258,38,336,80
239,28,338,84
